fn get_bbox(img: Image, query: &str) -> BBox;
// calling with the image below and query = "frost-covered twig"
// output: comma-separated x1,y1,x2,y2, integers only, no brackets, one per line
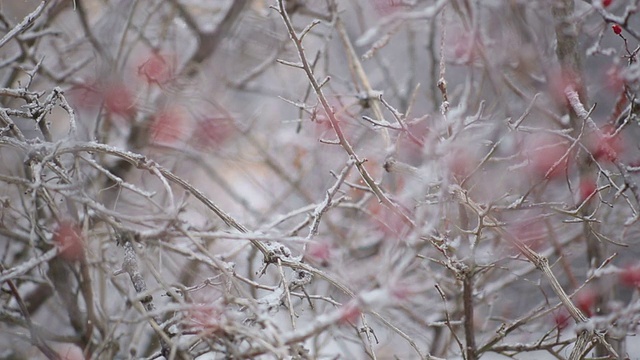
0,0,49,48
274,0,414,228
114,233,172,358
307,157,354,238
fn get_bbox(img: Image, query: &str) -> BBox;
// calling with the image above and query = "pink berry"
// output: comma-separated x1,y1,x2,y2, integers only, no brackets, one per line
54,221,85,262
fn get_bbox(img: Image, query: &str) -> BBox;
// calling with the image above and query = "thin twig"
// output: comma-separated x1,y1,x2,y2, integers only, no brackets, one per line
0,0,49,48
274,0,414,228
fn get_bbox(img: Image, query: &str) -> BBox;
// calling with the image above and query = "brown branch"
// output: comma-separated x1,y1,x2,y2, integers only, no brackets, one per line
0,262,60,360
171,0,249,69
462,271,477,360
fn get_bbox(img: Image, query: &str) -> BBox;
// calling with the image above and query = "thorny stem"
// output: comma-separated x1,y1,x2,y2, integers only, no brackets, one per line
307,157,355,239
450,186,618,358
115,235,172,358
274,0,414,229
1,134,428,356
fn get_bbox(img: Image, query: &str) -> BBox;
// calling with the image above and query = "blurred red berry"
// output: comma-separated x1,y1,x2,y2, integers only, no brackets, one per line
553,311,570,330
313,103,343,136
447,32,481,64
604,65,624,91
524,134,570,179
602,0,612,7
54,344,84,360
590,125,623,162
389,283,412,301
512,217,546,251
338,301,361,325
151,107,187,144
399,121,428,160
579,178,597,203
104,83,136,116
305,242,332,266
194,117,234,149
575,288,596,317
446,147,474,180
548,67,582,107
612,24,622,35
372,0,403,15
186,304,220,332
54,221,85,262
619,264,640,288
137,53,173,85
68,80,102,110
368,202,411,238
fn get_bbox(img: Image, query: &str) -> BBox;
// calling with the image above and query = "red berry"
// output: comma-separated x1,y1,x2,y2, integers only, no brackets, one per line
512,218,546,251
446,147,474,179
553,311,570,331
579,179,597,203
612,24,622,35
104,83,135,116
186,304,220,332
194,117,234,149
68,80,101,110
338,301,361,325
389,283,412,301
137,53,173,85
54,221,85,262
605,65,624,91
151,107,187,144
575,288,596,318
602,0,612,7
524,134,570,179
372,0,403,15
305,242,332,266
590,125,623,163
619,264,640,288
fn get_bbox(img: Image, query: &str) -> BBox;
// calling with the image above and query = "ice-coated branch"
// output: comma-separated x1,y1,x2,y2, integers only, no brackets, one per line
274,0,414,228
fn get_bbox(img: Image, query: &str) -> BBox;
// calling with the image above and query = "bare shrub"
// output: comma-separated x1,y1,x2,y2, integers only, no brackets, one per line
0,1,639,359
